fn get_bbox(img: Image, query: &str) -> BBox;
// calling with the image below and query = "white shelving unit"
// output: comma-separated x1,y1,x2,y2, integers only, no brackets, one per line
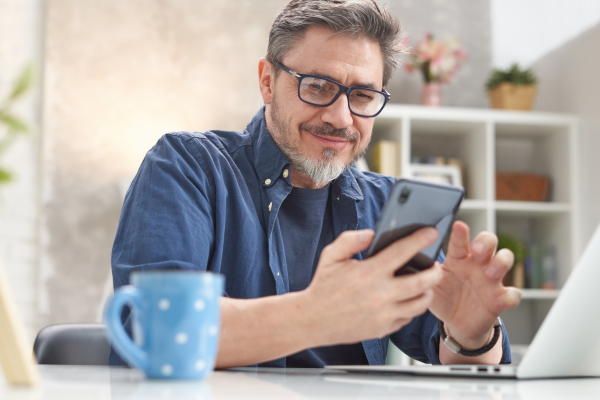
374,105,579,363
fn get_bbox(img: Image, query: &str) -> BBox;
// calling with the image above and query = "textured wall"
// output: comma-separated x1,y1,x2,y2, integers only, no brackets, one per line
41,0,287,327
0,0,43,339
532,22,600,253
41,0,492,327
386,0,492,107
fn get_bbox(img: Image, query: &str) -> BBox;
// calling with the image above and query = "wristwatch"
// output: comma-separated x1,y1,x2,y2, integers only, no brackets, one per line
439,317,502,357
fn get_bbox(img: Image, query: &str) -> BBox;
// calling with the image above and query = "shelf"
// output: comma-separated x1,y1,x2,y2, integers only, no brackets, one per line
457,201,572,213
519,289,560,300
494,201,571,213
379,104,577,125
460,200,487,210
372,104,577,347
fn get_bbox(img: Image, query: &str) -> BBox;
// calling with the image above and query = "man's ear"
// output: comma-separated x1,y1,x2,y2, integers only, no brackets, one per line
258,58,274,105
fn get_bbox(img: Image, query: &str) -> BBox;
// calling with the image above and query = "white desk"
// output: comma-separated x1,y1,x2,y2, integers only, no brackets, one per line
1,365,600,399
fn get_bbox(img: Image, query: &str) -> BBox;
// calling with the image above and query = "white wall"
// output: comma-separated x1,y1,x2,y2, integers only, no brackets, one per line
0,0,43,339
531,22,600,252
491,0,600,68
491,0,600,253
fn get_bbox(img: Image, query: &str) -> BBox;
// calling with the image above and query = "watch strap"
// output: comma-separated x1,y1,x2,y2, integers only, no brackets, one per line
439,317,502,357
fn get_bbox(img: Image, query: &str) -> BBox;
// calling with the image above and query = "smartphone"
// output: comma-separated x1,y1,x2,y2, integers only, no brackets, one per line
366,178,464,275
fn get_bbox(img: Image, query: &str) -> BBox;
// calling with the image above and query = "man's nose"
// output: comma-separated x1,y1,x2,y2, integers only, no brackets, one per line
321,93,354,129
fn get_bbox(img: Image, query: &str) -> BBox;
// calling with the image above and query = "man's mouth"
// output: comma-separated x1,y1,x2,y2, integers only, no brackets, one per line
307,131,350,150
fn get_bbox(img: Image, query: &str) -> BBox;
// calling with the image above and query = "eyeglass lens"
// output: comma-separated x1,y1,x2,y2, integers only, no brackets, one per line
299,77,385,116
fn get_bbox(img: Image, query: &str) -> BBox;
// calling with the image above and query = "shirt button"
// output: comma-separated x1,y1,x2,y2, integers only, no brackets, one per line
277,272,280,276
283,169,289,178
265,178,271,185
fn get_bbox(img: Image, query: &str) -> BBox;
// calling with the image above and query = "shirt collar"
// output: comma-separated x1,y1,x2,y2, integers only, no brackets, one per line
333,168,364,201
248,108,290,188
247,107,364,201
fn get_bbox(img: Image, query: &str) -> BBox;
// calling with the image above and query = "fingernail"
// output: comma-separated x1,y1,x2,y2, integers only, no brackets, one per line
485,267,497,278
425,228,438,239
472,242,484,254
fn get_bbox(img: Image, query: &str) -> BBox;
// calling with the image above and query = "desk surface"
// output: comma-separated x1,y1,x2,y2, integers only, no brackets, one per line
1,365,600,399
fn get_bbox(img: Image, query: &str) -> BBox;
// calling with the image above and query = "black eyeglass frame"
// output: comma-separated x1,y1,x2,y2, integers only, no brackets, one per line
271,60,390,118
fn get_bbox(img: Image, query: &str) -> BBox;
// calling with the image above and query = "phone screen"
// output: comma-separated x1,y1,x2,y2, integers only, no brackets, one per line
367,179,464,274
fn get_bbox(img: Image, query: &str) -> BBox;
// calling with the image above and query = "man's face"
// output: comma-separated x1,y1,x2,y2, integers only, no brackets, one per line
262,26,384,188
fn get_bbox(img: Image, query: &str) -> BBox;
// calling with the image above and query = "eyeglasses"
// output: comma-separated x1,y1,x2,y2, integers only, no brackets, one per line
271,60,390,118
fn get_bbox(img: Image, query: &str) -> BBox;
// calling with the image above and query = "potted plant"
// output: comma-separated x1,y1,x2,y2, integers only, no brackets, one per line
485,63,537,111
498,233,527,289
404,33,468,106
0,65,33,185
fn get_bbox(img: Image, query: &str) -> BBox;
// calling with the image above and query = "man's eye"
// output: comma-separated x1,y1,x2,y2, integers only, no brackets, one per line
355,91,374,101
310,83,325,90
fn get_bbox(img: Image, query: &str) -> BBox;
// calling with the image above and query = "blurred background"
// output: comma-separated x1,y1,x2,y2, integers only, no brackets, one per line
1,0,599,360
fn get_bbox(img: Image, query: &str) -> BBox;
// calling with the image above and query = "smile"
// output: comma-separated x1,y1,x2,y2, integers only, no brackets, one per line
307,131,350,150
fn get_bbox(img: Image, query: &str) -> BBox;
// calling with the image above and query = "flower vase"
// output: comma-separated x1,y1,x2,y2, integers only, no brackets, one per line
421,82,441,106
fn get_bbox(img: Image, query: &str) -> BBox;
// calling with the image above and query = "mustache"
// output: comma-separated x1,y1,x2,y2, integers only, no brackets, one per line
299,123,360,144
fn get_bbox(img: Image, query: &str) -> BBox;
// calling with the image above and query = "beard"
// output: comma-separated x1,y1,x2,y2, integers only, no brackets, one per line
268,94,366,187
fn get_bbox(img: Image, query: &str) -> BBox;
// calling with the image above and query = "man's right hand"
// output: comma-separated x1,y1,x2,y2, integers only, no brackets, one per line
216,227,443,368
301,228,444,346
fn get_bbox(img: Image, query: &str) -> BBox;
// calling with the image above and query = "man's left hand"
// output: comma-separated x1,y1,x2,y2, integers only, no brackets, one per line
429,220,522,362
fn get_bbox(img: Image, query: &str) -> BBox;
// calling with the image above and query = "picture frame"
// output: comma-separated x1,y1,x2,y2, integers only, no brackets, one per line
408,164,463,188
0,258,39,386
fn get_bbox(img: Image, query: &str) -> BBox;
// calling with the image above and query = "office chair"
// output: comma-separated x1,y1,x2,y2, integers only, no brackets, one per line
33,323,111,365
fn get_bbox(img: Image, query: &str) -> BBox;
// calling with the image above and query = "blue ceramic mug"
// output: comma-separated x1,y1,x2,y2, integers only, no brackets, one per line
104,271,224,379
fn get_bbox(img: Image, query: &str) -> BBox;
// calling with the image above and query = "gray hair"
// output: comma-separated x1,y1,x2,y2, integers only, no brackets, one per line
267,0,406,87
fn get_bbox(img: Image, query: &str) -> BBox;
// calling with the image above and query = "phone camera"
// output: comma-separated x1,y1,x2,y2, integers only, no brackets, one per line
398,187,411,204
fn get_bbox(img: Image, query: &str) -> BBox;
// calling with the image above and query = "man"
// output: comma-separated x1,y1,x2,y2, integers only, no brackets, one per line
111,0,521,368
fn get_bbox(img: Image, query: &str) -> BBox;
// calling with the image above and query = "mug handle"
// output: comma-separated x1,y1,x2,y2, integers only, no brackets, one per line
104,286,149,371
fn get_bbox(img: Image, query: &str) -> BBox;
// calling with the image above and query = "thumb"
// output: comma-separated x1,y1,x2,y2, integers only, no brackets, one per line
319,229,374,266
495,287,522,311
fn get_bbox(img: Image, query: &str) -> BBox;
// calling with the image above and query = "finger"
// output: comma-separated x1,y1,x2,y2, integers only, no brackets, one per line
319,229,374,265
446,220,470,260
370,227,438,275
394,289,434,320
470,231,498,265
392,262,443,301
484,248,515,281
388,318,413,335
495,287,522,311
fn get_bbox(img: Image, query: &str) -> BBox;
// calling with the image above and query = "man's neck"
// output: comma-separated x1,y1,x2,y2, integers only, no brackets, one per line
290,168,328,189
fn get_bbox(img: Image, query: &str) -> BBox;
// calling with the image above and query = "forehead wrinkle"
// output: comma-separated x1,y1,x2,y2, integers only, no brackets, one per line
284,27,384,88
307,61,381,89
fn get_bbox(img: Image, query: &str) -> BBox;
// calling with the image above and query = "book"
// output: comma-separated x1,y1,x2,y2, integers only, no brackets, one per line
370,140,399,177
526,244,558,289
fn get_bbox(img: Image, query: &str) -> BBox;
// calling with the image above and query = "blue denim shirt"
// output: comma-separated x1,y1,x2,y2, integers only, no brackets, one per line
111,108,511,366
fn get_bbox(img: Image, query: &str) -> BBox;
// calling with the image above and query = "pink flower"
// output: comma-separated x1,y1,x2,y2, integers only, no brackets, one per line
404,32,467,85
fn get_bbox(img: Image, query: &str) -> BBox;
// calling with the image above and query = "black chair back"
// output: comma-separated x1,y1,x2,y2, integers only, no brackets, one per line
33,323,111,365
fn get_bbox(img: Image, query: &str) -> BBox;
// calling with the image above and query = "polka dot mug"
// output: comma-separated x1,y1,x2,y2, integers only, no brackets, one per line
104,271,224,379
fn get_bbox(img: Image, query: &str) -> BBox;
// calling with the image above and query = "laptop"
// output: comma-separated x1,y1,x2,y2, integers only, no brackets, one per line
326,222,600,379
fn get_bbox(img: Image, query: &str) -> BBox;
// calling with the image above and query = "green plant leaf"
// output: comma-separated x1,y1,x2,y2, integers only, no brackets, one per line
498,233,527,265
0,167,13,183
0,134,18,156
485,63,538,92
0,112,29,133
9,64,35,102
